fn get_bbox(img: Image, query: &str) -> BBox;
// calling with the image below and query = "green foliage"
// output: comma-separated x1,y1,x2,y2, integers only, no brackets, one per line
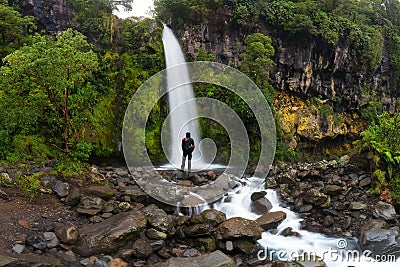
0,28,99,161
16,173,42,201
355,112,400,201
0,2,35,62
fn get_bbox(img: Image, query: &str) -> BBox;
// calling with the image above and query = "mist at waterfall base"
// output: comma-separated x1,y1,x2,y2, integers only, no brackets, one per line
160,26,398,266
161,25,224,171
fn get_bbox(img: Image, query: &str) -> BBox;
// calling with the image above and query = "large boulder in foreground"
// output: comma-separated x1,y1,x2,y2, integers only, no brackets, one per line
359,219,400,259
152,250,234,267
73,210,147,257
217,217,263,240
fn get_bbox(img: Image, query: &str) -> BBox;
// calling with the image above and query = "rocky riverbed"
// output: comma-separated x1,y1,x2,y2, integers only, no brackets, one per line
0,155,399,266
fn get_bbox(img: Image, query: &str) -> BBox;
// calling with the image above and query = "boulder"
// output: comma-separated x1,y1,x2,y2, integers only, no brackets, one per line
86,185,117,200
73,210,147,256
218,217,263,240
256,211,287,230
302,189,328,206
359,219,400,259
200,209,226,226
373,201,397,220
142,204,174,232
250,197,273,215
55,225,79,245
152,250,234,267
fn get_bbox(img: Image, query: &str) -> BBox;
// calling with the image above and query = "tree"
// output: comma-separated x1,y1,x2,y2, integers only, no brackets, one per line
0,0,34,63
0,29,99,159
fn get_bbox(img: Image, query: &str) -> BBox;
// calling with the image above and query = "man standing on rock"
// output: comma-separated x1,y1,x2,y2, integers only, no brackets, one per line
181,132,195,172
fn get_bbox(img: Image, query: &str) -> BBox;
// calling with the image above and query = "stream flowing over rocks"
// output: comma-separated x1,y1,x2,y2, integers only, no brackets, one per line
0,156,399,266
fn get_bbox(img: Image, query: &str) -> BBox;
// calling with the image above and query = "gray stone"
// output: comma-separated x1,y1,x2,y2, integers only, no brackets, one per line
44,232,60,248
373,201,397,220
25,232,47,250
53,180,70,197
360,222,400,259
11,244,25,254
73,210,147,256
77,196,106,215
250,197,273,214
152,250,234,267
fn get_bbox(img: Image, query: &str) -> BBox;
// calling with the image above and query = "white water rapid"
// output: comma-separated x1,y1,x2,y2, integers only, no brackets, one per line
161,25,203,169
213,177,399,267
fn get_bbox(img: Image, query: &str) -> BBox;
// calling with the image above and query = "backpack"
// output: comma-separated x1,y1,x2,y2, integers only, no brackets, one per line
183,138,193,151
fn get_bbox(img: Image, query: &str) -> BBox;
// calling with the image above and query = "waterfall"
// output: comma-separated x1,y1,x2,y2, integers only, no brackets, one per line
162,25,202,169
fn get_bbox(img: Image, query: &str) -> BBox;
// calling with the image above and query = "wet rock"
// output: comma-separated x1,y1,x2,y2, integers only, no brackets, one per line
251,197,273,214
25,232,47,250
65,187,81,207
373,201,397,220
143,204,174,232
256,211,287,230
152,250,234,267
87,185,117,200
359,219,400,259
0,172,12,184
149,240,165,251
200,209,226,226
55,225,79,245
250,191,267,201
53,180,70,197
73,210,147,256
132,238,153,258
302,188,328,206
218,217,263,240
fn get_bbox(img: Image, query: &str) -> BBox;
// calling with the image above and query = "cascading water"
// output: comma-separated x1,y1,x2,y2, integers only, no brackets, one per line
213,178,399,267
161,25,202,168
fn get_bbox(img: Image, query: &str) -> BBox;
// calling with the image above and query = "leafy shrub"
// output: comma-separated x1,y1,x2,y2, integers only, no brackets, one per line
16,173,42,201
355,112,400,202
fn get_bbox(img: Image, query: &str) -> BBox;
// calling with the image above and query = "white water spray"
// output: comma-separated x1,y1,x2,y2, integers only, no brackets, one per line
162,25,202,168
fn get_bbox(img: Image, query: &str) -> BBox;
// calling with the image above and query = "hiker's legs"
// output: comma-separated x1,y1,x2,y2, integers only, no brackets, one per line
181,155,186,170
188,153,192,172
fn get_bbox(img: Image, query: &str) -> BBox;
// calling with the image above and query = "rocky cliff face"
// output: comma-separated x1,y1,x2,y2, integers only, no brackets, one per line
180,11,399,148
182,18,398,113
10,0,73,34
